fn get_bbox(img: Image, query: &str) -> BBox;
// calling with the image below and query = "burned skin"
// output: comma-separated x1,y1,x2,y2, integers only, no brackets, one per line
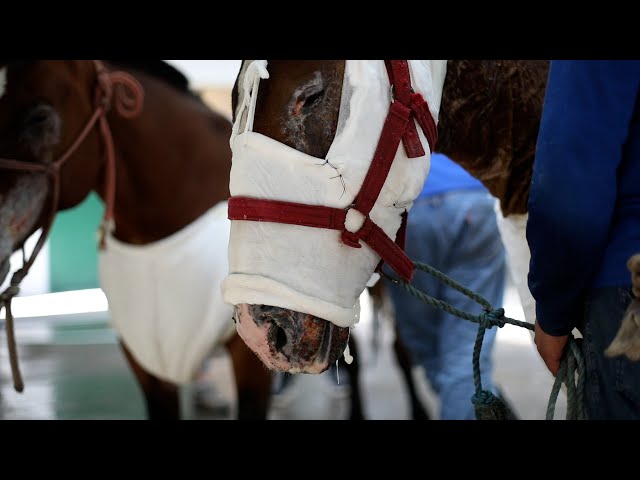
234,303,349,374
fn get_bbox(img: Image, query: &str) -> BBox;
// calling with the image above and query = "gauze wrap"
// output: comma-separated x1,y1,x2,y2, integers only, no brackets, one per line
99,201,236,384
222,60,447,328
494,202,536,333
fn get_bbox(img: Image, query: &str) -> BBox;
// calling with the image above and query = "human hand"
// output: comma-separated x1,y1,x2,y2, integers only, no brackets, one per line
534,320,570,376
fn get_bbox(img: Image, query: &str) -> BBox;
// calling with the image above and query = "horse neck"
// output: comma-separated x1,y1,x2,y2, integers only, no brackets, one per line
437,60,549,217
99,71,232,245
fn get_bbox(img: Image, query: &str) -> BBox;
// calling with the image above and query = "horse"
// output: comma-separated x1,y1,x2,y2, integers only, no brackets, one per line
223,60,550,418
0,60,277,420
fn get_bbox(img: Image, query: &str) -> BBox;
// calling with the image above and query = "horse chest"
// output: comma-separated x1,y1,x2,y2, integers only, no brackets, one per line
97,201,235,384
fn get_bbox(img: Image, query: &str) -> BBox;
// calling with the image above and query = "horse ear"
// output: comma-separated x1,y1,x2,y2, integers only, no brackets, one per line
231,60,247,123
62,60,94,81
62,60,81,74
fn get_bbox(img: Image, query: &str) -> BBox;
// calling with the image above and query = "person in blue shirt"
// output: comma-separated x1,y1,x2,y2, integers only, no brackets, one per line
527,60,640,419
387,152,507,420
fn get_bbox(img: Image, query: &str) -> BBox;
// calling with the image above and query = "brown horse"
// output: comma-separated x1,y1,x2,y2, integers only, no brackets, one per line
0,60,273,419
225,60,550,417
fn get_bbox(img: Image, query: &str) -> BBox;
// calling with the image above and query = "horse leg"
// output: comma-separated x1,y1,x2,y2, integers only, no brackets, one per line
340,334,365,420
119,340,180,420
226,333,273,420
392,333,430,420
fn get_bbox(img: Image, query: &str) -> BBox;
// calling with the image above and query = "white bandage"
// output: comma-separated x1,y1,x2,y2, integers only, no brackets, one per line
222,60,448,328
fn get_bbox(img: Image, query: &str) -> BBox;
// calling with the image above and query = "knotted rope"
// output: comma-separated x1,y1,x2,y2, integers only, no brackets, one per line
381,260,586,420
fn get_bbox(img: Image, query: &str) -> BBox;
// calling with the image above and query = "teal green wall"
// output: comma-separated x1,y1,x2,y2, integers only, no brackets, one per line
49,193,103,292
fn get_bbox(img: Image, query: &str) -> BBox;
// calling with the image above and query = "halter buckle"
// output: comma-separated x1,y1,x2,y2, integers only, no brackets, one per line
341,204,366,249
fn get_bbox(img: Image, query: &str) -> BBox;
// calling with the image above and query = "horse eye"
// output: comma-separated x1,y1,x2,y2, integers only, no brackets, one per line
24,111,49,127
291,83,326,117
304,89,324,108
23,105,54,128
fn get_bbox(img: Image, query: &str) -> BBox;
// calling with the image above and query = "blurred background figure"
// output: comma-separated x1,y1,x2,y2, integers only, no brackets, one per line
386,152,507,420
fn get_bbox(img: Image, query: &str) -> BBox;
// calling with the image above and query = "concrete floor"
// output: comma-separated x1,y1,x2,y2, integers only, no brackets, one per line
0,283,567,420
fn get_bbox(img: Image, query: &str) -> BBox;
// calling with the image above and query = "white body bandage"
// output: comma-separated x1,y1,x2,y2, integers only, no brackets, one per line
98,201,236,384
494,202,536,327
222,60,447,328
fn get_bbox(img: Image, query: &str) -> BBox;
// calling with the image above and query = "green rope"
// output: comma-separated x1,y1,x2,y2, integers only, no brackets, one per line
470,317,517,420
382,260,586,420
546,340,586,420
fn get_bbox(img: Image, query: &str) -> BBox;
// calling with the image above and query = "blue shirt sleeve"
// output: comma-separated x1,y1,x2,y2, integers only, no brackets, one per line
527,60,640,335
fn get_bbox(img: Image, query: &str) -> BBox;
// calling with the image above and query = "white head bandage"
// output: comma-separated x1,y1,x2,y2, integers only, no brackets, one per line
222,60,447,328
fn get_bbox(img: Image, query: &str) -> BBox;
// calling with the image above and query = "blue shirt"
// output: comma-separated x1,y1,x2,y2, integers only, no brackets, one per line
419,152,485,198
527,60,640,336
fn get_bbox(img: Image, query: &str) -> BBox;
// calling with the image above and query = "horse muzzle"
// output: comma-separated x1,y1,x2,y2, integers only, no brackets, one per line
233,303,350,374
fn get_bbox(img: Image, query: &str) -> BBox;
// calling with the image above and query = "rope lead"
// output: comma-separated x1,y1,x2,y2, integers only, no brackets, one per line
382,260,586,420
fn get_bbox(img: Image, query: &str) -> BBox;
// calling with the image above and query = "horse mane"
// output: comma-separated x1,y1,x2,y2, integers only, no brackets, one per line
106,60,192,94
436,60,550,216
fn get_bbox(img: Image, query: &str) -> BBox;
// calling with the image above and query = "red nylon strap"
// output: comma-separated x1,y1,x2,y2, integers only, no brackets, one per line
228,196,346,230
410,92,438,153
374,208,409,276
385,60,425,158
228,196,415,282
349,101,410,220
396,209,409,252
385,60,437,153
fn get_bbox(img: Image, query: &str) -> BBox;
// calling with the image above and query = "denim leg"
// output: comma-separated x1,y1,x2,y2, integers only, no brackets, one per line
580,286,640,419
436,308,498,420
387,197,447,386
435,192,506,420
387,191,506,420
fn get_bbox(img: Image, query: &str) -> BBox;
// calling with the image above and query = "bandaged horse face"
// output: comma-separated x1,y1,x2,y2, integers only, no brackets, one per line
223,60,447,374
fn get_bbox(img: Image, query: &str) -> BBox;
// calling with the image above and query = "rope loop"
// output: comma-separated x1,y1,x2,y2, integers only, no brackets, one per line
479,307,506,329
382,260,586,420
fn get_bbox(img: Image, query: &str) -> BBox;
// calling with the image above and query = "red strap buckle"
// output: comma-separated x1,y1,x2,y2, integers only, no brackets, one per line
341,230,362,248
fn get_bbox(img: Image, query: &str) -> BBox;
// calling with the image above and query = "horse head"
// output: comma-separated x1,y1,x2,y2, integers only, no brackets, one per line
223,60,447,374
0,60,112,287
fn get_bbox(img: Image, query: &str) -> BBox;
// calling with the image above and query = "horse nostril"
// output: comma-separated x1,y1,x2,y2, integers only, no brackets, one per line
27,112,48,126
19,104,61,156
24,105,54,128
274,324,288,352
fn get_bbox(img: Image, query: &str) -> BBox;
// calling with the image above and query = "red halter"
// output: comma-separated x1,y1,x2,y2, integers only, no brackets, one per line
228,60,437,283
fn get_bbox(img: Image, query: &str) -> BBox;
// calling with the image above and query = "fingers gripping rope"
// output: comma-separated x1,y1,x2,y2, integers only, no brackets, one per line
546,340,586,420
381,260,586,420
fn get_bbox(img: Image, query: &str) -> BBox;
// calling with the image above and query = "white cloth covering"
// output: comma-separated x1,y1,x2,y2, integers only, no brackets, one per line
98,201,236,384
494,202,536,330
222,60,448,328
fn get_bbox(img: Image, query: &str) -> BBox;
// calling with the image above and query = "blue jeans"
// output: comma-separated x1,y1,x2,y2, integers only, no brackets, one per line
579,286,640,419
387,190,506,420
